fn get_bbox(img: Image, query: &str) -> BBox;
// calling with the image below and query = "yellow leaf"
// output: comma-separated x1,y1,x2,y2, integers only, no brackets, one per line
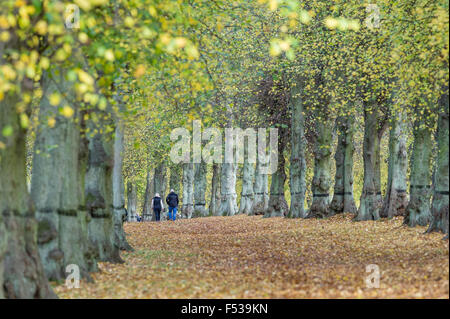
77,69,94,86
61,105,74,118
134,64,146,78
104,49,115,61
48,117,56,128
49,93,61,106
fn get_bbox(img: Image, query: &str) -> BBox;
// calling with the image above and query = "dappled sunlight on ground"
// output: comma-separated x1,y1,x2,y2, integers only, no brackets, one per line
54,214,449,298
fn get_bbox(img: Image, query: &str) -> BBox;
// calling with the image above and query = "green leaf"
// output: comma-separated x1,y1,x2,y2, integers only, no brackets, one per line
2,125,13,137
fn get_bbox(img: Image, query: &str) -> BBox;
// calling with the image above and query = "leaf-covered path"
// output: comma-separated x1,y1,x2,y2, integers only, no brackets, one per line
54,215,449,298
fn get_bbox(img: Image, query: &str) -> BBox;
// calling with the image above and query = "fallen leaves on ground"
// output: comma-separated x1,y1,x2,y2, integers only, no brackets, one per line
54,214,449,298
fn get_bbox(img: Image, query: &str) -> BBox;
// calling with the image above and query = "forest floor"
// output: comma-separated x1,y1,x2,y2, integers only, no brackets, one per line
54,214,449,298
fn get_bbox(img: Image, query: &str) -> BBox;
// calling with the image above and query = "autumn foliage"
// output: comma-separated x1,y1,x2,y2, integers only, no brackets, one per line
54,215,449,299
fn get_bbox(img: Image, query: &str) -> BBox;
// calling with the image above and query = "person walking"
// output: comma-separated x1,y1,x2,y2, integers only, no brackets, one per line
166,189,179,221
151,193,164,221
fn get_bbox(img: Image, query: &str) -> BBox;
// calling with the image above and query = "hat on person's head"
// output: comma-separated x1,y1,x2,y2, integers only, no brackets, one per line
155,193,160,197
170,189,174,193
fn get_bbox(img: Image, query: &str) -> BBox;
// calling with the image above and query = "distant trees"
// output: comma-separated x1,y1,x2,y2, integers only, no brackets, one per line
137,1,449,243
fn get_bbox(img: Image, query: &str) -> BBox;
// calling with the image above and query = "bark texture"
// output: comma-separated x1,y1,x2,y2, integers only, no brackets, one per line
85,122,123,263
141,168,154,221
239,157,255,215
182,162,195,218
219,102,239,216
252,158,269,215
169,164,182,194
0,91,55,298
0,211,4,299
287,79,307,218
381,113,408,218
210,164,221,216
78,111,98,273
219,162,239,216
265,130,288,217
193,162,208,217
330,116,357,215
112,124,132,250
152,162,167,221
427,92,449,236
0,199,4,299
404,116,433,227
31,69,96,282
126,181,138,222
307,119,334,218
355,103,386,221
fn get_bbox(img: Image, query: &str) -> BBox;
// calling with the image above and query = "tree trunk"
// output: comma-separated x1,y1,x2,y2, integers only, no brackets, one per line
169,163,182,194
252,158,269,215
288,77,307,218
78,111,98,274
153,162,167,199
112,124,133,250
265,130,288,217
152,162,166,221
85,121,123,263
381,112,408,218
0,197,5,299
141,168,154,221
182,162,195,218
210,164,221,216
0,91,55,298
126,181,138,222
30,69,96,282
355,105,385,221
427,92,449,236
330,116,357,215
219,101,239,217
239,157,255,215
307,119,334,218
219,162,239,216
193,162,208,217
404,117,433,227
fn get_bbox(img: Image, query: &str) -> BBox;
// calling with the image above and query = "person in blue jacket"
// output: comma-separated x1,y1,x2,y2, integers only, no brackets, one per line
165,189,179,221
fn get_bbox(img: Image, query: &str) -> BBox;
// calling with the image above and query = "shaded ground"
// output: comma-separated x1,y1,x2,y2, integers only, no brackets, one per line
54,214,449,298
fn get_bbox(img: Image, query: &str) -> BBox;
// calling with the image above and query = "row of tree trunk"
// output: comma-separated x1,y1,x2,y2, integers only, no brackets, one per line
137,88,448,241
129,81,447,243
1,86,55,298
0,55,135,297
135,152,274,220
